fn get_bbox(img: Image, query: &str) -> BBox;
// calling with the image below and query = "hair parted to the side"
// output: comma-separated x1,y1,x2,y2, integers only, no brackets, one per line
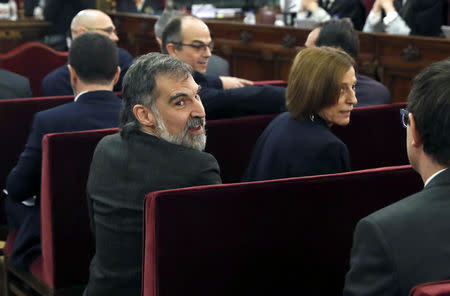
119,53,193,138
154,10,185,39
407,58,450,166
68,32,118,84
286,46,354,121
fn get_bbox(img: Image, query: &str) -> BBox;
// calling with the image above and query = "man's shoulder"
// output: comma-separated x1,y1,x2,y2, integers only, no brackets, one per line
363,189,430,227
44,64,68,80
0,69,29,83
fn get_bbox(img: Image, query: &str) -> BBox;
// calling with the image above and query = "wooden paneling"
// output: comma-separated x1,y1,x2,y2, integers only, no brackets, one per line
110,12,450,102
0,19,50,53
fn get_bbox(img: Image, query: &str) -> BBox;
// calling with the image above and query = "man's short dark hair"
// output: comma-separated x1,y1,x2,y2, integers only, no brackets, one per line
408,58,450,166
120,53,192,138
161,15,183,54
68,32,118,84
154,10,184,39
315,19,360,59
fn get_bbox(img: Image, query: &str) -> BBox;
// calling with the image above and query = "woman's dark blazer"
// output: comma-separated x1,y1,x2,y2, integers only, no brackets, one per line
243,112,350,182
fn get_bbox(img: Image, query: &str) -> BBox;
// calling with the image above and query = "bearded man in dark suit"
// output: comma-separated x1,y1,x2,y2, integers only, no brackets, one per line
344,58,450,296
83,53,221,296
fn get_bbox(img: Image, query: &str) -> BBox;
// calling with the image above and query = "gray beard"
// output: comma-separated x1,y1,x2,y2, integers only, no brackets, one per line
153,111,206,151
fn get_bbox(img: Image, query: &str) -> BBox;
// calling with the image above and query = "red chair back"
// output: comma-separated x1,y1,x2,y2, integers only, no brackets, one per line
143,165,423,296
364,0,376,16
36,128,118,290
332,102,408,171
0,96,74,195
410,280,450,296
0,42,68,96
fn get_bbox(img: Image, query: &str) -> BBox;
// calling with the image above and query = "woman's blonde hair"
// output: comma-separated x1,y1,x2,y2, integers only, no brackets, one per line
286,46,355,120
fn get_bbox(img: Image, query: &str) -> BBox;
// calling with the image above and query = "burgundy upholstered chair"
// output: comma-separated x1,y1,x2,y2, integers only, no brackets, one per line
0,42,68,96
205,114,276,183
410,280,450,296
0,96,74,200
142,165,423,296
3,128,118,296
332,102,409,171
364,0,376,16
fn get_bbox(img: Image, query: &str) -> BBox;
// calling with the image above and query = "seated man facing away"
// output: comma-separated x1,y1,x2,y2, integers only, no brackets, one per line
5,32,123,271
305,19,391,107
154,10,230,76
41,9,134,96
344,58,450,296
83,53,222,296
0,69,32,99
363,0,445,36
161,15,286,120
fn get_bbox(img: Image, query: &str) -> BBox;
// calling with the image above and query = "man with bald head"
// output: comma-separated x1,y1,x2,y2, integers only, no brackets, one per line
42,9,133,96
162,15,286,120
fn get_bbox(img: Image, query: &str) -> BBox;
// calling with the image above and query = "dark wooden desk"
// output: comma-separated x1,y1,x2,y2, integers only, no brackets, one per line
0,18,50,53
111,12,450,102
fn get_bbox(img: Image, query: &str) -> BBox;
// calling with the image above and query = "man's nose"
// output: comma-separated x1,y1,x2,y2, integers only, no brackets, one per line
192,97,206,118
110,32,119,42
203,46,212,57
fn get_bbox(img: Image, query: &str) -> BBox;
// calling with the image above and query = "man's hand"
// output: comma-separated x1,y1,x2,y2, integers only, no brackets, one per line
301,0,319,12
378,0,397,14
220,76,253,90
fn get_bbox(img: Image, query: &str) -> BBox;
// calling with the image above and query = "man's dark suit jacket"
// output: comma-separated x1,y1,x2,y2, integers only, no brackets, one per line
344,168,450,296
0,69,32,99
41,48,133,96
83,131,221,296
395,0,446,37
355,74,391,107
243,112,350,181
193,71,286,120
5,90,122,270
319,0,366,30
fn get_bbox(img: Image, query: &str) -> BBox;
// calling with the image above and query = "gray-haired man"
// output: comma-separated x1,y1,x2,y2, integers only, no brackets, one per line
83,53,222,296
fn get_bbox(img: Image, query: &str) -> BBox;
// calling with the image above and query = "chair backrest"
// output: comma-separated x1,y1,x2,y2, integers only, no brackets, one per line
205,114,276,183
410,280,450,296
143,165,423,296
332,102,408,171
364,0,376,16
38,128,118,289
0,42,68,96
0,96,74,193
205,102,408,183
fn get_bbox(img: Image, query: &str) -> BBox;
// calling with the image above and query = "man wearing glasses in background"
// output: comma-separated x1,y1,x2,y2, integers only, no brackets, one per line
161,15,286,120
344,58,450,296
41,9,134,96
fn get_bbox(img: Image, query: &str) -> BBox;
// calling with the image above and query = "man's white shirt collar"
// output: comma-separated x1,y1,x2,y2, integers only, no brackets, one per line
74,91,88,102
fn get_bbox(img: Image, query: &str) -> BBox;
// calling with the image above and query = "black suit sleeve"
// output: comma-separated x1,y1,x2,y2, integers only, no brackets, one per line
196,153,222,185
343,218,400,296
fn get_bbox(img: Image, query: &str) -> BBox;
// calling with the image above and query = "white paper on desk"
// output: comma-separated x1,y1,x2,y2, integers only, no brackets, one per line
192,4,216,19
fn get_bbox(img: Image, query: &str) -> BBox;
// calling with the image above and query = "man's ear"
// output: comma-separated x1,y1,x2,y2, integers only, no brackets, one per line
166,42,177,56
409,113,422,148
67,64,77,87
133,104,156,130
113,66,121,85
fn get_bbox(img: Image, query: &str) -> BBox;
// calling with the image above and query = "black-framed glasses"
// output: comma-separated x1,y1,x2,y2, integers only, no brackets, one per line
400,108,410,128
171,41,214,52
85,26,117,35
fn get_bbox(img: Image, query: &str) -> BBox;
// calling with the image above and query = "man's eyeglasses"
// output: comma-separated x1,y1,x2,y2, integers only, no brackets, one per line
400,108,410,128
171,41,214,52
85,26,117,35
